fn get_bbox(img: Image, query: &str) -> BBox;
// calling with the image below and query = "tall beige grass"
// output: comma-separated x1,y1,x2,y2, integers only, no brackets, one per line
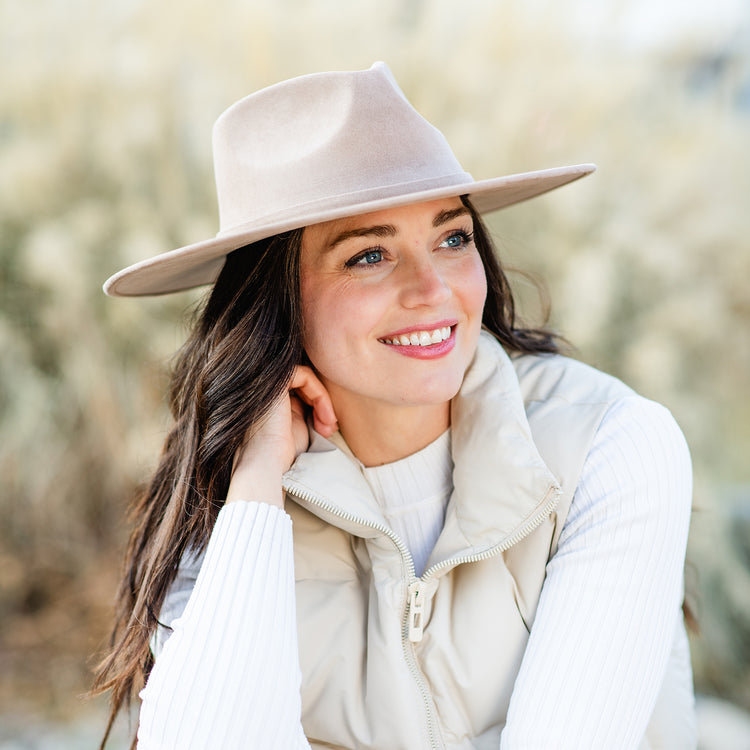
1,0,748,722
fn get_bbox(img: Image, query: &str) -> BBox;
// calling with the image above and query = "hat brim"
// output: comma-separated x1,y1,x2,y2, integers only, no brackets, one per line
104,163,595,297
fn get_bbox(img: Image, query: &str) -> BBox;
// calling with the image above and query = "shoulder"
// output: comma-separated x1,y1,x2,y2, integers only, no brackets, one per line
508,349,638,480
581,395,692,493
500,342,691,538
561,393,693,553
511,348,690,470
511,349,635,408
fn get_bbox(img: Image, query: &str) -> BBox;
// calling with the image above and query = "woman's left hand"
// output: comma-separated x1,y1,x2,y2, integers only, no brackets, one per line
225,365,337,508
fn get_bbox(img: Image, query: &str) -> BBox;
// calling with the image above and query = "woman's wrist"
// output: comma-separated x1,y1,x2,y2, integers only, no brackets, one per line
226,455,286,508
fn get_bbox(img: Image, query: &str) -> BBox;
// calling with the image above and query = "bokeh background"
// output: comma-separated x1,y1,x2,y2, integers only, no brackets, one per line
1,0,748,747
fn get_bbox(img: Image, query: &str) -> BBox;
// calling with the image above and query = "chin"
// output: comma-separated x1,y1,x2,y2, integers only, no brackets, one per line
399,378,463,407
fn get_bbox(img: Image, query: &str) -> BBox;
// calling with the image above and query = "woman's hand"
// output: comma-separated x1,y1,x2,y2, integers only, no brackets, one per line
226,366,337,508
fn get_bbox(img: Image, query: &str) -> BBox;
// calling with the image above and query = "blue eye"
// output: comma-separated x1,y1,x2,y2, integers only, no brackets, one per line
346,249,383,267
441,231,473,249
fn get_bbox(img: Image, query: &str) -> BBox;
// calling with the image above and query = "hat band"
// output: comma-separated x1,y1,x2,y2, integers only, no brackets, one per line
215,170,474,238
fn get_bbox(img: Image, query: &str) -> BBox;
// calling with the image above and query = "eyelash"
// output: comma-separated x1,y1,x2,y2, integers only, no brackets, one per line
442,230,474,249
344,230,474,268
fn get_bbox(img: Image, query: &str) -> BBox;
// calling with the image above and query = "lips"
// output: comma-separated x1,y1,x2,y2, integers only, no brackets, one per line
380,326,452,347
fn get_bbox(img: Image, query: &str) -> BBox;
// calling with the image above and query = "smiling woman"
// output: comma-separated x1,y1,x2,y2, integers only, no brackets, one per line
94,63,696,750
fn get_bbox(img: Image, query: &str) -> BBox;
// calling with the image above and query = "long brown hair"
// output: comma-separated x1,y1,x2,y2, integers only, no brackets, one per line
92,198,560,747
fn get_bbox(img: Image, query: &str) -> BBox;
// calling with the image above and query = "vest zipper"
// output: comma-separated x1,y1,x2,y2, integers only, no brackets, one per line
283,479,561,748
403,484,561,644
418,484,562,592
283,481,442,749
408,580,427,642
282,481,416,574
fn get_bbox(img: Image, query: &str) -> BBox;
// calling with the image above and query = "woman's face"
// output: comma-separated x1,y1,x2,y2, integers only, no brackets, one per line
300,197,487,422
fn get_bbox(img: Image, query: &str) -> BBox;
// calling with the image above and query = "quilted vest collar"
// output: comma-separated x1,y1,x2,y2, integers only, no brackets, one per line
283,331,561,567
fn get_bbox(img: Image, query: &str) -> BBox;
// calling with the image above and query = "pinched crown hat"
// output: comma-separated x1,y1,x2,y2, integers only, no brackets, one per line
104,62,594,296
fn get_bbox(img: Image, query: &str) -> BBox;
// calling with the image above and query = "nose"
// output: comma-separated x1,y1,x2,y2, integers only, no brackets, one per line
398,255,451,309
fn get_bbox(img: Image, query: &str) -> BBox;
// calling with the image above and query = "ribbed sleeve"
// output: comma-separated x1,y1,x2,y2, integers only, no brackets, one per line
500,397,695,749
137,501,310,750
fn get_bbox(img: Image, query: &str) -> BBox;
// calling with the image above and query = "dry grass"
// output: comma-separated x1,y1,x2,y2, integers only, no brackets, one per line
1,0,749,725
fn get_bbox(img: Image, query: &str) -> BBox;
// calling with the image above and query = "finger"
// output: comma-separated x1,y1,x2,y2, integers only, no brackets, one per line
289,383,326,452
291,366,338,436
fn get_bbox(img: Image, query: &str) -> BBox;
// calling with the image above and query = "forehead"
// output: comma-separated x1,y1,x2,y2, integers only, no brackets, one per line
302,196,468,253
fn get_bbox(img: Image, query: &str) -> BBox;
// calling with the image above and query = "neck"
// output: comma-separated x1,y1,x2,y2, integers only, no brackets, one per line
332,396,450,468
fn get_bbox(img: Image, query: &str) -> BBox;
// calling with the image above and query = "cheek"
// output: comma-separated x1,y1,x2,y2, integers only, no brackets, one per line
300,279,326,357
299,275,322,355
475,264,489,305
460,257,488,318
300,276,364,359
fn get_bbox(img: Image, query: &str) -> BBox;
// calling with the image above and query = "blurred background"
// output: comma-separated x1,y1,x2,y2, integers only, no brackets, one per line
1,0,748,747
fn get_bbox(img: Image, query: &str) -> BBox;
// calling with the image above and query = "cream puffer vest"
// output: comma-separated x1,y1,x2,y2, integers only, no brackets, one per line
282,332,690,749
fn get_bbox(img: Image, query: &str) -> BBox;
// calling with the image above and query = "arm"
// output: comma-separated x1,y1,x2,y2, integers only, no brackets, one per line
138,502,311,749
137,366,337,749
500,397,694,750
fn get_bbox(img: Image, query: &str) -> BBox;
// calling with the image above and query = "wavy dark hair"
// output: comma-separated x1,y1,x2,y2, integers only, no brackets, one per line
92,197,560,748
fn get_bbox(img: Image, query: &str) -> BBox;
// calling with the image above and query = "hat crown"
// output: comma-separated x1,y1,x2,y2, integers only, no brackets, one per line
212,62,470,233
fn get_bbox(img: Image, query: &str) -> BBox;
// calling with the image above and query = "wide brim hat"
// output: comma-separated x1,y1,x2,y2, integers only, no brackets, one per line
104,62,595,297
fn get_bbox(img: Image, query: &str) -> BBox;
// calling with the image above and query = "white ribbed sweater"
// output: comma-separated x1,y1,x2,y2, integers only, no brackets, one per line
138,397,695,749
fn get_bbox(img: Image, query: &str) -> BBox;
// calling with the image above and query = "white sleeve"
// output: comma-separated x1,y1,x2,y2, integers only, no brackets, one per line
500,397,693,750
137,501,311,750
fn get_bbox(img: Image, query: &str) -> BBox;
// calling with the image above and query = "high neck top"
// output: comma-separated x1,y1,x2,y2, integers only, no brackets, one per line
359,430,453,576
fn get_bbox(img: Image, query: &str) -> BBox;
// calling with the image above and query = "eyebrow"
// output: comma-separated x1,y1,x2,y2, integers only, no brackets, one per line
326,205,471,251
327,223,397,251
432,206,471,227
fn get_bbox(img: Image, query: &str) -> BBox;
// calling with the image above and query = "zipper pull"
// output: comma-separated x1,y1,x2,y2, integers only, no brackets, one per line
408,580,426,642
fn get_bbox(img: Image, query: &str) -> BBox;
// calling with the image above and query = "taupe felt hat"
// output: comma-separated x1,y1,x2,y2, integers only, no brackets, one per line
104,62,595,297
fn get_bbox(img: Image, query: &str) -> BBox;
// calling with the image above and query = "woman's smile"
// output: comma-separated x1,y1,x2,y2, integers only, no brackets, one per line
378,322,457,358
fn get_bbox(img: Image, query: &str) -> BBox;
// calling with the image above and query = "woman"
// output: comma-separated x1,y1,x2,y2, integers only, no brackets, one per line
95,63,696,749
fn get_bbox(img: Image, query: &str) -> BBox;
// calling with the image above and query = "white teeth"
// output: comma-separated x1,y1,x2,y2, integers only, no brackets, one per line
381,327,453,346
